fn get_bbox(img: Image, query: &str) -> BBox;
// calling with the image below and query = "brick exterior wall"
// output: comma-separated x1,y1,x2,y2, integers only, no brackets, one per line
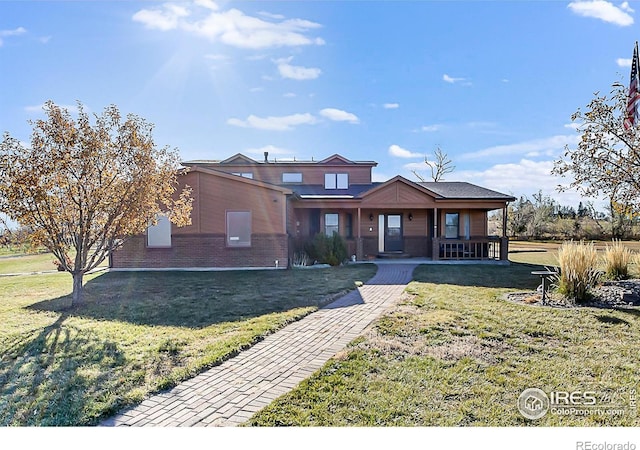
111,234,289,269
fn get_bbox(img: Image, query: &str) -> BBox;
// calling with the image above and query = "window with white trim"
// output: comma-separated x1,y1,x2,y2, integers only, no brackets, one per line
282,173,303,183
445,213,459,239
324,173,349,189
325,213,339,236
226,211,251,247
147,214,172,247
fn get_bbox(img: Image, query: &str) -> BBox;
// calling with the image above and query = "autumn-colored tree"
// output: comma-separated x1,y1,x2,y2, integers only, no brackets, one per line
553,83,640,217
0,101,192,306
412,147,455,182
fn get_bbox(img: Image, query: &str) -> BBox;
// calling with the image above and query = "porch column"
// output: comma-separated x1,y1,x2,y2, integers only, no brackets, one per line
356,207,363,261
432,207,439,260
502,204,508,237
500,203,509,261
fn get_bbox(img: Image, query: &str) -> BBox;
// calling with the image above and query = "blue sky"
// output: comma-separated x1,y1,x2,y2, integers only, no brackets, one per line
2,0,639,210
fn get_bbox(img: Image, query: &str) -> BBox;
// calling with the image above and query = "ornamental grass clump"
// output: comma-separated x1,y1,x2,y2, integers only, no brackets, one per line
603,239,634,280
555,241,601,304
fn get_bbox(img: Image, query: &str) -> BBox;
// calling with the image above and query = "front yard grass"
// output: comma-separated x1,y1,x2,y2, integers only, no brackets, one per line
247,263,640,426
0,264,377,426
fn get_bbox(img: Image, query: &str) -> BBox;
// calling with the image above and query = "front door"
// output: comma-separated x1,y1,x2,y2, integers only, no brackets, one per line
384,214,403,252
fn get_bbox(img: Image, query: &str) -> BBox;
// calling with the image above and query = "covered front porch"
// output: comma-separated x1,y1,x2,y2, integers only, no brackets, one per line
291,207,510,262
288,176,513,263
354,209,509,261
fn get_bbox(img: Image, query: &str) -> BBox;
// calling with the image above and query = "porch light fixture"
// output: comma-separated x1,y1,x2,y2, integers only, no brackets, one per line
408,213,413,221
369,213,374,221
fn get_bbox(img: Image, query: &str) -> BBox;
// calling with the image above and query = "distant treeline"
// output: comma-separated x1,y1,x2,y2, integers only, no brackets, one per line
489,191,640,240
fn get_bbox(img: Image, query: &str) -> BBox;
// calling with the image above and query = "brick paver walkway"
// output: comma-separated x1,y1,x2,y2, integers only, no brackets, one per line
101,263,417,427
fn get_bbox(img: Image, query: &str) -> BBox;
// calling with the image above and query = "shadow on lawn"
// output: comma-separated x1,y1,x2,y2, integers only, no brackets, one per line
29,270,361,328
0,313,127,426
412,262,546,290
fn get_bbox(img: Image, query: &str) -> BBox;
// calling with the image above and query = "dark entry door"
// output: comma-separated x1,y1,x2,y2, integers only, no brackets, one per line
384,214,403,252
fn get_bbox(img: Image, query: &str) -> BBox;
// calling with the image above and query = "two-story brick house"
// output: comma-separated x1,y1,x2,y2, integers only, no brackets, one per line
111,152,515,269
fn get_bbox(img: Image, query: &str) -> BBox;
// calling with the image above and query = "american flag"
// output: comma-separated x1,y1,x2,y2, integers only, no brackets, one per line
624,41,640,130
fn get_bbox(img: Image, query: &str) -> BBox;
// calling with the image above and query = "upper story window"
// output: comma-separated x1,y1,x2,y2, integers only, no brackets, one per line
282,173,303,183
232,172,253,179
325,173,349,189
147,214,172,248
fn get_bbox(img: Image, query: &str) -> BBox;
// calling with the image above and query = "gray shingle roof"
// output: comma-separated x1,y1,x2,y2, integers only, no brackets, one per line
417,181,515,200
289,180,514,201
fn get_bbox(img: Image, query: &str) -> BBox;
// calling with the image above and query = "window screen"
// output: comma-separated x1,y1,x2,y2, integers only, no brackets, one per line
147,214,172,247
282,173,303,183
226,211,251,247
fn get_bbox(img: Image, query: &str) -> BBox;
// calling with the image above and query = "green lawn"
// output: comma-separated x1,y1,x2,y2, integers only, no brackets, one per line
0,251,108,275
0,252,60,274
248,262,640,426
508,239,640,269
0,263,377,426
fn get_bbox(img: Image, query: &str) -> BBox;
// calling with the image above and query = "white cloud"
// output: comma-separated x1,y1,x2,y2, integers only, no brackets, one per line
564,121,583,130
617,57,632,67
621,2,635,13
1,26,27,37
568,0,634,26
0,26,27,46
24,103,80,114
319,108,359,123
403,161,430,171
383,103,399,109
389,144,423,159
133,2,324,49
132,4,189,31
227,113,316,130
194,0,218,10
452,159,606,209
443,73,466,84
420,124,443,132
275,56,321,80
467,121,498,129
258,11,285,20
283,92,296,98
460,135,579,160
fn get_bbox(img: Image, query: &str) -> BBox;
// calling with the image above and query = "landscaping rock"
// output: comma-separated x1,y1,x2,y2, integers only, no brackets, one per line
505,279,640,310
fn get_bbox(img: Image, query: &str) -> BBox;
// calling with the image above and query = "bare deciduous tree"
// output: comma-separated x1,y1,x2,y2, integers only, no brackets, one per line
412,146,455,182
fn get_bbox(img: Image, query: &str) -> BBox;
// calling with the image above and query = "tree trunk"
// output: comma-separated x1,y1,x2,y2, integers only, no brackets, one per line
71,271,85,307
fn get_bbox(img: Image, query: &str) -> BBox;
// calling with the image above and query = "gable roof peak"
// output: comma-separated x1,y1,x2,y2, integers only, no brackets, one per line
318,154,355,164
219,153,258,165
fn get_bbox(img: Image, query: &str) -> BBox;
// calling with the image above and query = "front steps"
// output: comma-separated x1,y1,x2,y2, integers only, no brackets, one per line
376,251,411,259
